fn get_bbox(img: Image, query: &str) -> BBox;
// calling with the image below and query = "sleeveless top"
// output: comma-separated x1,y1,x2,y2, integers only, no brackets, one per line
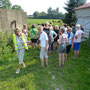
61,34,67,45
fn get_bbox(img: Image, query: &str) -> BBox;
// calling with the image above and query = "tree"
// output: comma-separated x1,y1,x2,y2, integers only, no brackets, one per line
32,7,65,19
75,0,86,7
56,7,59,14
39,12,47,19
47,7,52,14
64,0,86,25
0,0,11,9
33,11,40,19
12,5,23,11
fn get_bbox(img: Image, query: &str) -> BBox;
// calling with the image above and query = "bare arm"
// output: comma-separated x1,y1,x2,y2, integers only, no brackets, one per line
82,32,85,37
29,33,35,38
75,34,78,39
45,40,48,52
66,38,68,43
57,35,62,44
71,38,74,48
54,32,57,39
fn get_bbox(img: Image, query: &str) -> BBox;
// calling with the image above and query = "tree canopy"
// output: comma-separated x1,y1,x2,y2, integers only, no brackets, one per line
0,0,23,12
31,7,64,19
12,5,24,11
0,0,12,9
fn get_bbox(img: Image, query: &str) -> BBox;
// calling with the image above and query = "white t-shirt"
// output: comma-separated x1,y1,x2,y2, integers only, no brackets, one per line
74,30,84,43
40,31,48,47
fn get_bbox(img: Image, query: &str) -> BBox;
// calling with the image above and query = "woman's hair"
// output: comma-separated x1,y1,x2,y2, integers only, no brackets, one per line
42,23,45,27
64,24,67,27
76,24,81,30
32,24,36,28
14,28,21,35
49,26,53,30
67,27,72,32
55,25,59,30
71,23,75,27
60,27,65,33
45,23,48,26
23,24,26,28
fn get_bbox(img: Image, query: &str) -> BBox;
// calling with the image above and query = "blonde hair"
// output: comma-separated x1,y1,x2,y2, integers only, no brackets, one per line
67,27,72,32
45,21,49,25
49,26,53,30
14,28,21,35
55,25,59,30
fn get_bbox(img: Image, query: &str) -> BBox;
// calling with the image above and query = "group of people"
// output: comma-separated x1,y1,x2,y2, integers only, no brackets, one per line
13,22,84,73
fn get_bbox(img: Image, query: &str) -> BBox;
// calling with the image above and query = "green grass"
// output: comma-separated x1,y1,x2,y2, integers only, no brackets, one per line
0,40,90,90
27,19,63,29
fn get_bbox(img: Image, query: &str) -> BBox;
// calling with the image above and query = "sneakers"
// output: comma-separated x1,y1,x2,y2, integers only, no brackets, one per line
16,69,20,74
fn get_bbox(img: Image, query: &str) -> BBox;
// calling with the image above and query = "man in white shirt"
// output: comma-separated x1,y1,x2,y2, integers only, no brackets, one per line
73,24,84,59
38,25,48,67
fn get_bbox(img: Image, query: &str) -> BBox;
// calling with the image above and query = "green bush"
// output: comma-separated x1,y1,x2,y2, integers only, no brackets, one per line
0,31,13,60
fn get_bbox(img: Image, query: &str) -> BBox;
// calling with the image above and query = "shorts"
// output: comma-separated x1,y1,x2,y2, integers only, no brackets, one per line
57,44,66,54
40,47,48,59
31,39,37,43
73,42,81,50
66,45,72,53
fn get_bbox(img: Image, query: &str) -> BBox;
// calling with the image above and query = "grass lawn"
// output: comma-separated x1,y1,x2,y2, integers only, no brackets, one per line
27,19,63,29
0,40,90,90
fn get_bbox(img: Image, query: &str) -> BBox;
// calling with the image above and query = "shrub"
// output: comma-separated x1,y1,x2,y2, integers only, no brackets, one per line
0,31,13,60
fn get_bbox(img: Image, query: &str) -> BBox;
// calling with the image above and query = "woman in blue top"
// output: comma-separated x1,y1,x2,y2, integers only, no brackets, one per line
65,27,74,60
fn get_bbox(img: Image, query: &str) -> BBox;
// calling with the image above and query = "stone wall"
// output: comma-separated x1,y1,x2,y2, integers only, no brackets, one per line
0,9,27,31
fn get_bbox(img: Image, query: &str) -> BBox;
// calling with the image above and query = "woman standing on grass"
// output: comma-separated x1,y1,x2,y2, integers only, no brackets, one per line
65,27,74,60
50,26,57,51
22,24,28,42
73,24,84,59
54,25,59,49
29,24,38,48
13,28,28,73
57,27,68,67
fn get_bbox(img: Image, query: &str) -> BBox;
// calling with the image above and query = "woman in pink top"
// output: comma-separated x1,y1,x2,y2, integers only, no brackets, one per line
22,25,28,41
